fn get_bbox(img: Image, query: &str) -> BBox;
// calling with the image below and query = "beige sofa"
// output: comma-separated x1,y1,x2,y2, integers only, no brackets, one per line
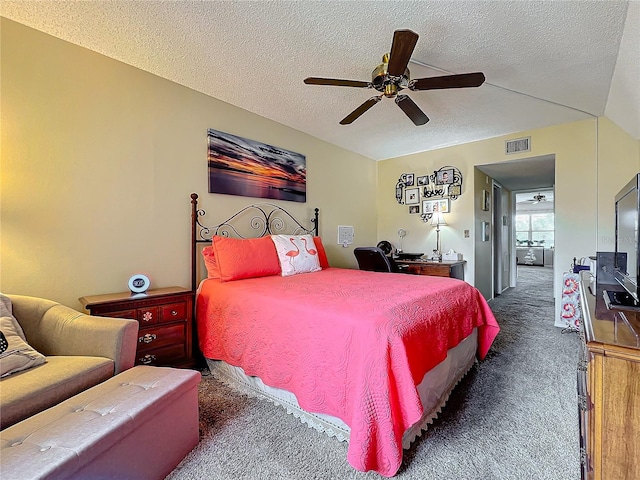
1,294,139,430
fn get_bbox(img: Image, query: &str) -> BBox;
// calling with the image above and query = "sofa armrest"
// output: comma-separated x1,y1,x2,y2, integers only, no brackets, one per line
8,295,139,374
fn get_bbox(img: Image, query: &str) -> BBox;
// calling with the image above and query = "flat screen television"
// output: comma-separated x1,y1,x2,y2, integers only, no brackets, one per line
607,173,640,310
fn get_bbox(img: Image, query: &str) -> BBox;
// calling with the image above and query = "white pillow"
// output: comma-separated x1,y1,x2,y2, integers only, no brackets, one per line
271,234,322,277
0,294,46,377
0,293,25,340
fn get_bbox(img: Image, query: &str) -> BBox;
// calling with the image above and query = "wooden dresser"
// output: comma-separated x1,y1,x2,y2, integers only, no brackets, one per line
578,272,640,480
399,259,465,280
80,287,195,368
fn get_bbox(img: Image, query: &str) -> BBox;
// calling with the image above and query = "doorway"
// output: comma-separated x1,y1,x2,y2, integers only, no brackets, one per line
475,154,555,299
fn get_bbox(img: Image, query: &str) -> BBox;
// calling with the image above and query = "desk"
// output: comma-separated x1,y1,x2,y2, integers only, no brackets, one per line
397,259,465,280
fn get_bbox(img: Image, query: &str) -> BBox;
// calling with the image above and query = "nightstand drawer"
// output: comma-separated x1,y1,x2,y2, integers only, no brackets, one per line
138,324,186,351
137,306,159,326
105,309,137,320
137,344,187,366
159,302,187,323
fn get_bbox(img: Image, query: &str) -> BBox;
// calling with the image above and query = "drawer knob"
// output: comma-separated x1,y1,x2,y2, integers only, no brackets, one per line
139,354,156,365
139,333,157,344
171,310,178,316
142,311,153,323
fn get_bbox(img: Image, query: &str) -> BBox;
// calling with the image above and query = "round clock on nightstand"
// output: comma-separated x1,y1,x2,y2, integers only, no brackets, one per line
128,274,150,294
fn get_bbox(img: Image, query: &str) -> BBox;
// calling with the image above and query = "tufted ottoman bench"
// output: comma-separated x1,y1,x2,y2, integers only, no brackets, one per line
1,365,201,480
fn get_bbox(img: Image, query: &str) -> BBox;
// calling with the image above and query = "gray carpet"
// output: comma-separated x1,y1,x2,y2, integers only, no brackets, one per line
167,266,580,479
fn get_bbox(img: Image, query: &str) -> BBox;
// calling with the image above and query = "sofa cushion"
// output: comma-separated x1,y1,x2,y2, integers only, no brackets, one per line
0,356,113,430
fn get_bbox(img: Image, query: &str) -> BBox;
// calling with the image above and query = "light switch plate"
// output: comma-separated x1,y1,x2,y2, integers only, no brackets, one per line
338,226,354,247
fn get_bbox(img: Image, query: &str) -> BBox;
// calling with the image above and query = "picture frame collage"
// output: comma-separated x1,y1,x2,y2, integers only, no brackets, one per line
397,166,461,217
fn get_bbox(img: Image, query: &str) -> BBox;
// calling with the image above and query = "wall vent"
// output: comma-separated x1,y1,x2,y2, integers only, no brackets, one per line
505,137,531,154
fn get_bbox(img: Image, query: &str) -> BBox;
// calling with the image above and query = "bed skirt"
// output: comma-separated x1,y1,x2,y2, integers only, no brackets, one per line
206,328,478,449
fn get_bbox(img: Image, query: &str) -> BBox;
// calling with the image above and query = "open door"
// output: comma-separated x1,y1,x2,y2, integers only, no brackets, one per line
492,182,510,296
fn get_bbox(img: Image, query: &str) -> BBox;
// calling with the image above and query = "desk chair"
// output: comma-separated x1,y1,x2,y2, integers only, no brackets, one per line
354,247,394,273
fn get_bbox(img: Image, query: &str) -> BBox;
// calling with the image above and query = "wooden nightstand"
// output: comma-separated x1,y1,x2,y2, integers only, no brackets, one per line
79,287,195,368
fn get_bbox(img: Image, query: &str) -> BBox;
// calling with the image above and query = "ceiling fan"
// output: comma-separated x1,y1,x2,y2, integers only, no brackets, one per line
304,29,485,126
528,193,547,204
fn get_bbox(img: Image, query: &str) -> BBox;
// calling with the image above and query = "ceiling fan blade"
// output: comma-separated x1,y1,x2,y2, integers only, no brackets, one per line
387,29,419,77
395,95,429,126
410,72,486,91
340,97,381,125
304,77,371,88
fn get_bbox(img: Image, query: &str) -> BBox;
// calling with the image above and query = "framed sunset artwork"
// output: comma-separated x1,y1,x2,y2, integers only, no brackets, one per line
207,129,306,203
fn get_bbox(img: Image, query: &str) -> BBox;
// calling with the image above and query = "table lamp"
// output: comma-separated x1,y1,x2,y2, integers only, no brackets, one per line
431,212,447,261
397,228,406,254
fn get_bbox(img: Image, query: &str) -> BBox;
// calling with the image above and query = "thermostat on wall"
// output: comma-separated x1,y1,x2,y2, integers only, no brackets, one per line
128,274,150,294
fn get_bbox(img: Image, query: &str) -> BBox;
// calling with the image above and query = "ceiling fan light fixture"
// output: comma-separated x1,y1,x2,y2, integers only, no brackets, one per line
304,29,485,125
371,61,409,94
530,193,546,204
384,83,398,98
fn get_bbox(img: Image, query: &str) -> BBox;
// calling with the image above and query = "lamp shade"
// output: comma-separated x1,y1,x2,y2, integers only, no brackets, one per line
431,211,447,227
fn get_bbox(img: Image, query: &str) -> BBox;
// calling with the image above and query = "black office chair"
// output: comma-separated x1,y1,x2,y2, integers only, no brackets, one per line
354,247,394,273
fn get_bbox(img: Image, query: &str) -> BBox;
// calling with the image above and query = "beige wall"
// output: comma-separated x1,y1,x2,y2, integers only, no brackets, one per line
1,19,377,308
378,118,640,321
596,116,640,250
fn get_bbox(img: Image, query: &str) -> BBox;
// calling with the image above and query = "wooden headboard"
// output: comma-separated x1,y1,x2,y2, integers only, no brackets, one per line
190,193,319,291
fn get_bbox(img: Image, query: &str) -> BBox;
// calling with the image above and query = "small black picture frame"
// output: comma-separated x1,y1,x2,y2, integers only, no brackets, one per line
409,205,420,214
436,168,454,185
417,175,429,186
482,189,490,211
405,173,415,186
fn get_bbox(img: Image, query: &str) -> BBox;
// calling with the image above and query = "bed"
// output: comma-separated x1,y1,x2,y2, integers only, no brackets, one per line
190,194,500,477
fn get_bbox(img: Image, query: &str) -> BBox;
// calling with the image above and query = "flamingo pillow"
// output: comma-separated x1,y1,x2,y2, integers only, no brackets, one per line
271,234,322,277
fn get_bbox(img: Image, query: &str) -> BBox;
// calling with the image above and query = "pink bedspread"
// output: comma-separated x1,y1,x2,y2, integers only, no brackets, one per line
197,268,499,476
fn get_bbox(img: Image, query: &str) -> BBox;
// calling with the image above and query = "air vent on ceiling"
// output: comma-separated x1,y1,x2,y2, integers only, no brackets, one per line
505,136,531,155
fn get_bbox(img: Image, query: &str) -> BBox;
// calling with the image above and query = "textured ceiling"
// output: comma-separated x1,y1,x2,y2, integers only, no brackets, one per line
2,1,638,161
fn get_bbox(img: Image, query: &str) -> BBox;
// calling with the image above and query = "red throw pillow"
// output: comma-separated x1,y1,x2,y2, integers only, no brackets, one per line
212,236,281,282
313,236,330,269
201,246,221,279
